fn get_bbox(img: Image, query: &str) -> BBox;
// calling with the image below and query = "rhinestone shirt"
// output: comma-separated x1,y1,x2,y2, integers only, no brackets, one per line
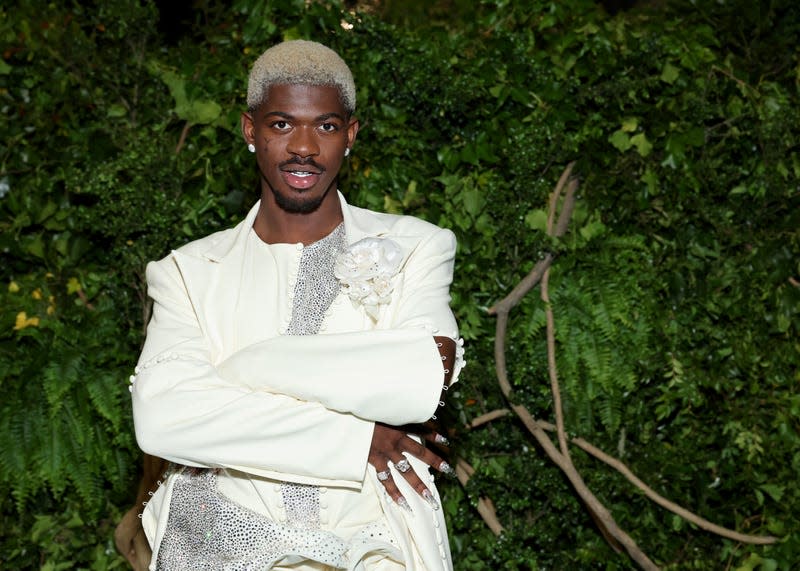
155,469,396,570
281,223,346,530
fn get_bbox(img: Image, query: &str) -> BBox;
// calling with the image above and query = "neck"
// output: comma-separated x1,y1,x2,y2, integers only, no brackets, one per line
252,187,344,245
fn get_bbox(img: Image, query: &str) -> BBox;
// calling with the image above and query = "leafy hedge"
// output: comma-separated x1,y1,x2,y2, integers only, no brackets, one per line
1,0,798,568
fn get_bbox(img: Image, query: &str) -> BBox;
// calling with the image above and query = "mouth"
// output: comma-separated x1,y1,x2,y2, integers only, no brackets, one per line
281,168,323,190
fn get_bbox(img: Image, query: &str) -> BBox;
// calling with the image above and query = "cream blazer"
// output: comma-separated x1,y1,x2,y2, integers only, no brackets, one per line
131,193,461,570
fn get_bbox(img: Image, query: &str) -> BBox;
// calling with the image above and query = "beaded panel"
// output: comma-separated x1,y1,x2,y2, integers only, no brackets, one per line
284,223,346,336
281,222,346,529
155,469,396,570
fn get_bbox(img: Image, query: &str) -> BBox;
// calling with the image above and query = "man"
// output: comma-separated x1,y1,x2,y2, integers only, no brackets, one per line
130,40,464,570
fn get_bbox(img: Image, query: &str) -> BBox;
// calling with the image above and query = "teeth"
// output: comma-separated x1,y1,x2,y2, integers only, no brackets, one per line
291,171,313,177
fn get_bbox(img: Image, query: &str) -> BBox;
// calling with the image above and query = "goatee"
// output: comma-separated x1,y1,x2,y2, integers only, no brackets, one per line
270,186,326,214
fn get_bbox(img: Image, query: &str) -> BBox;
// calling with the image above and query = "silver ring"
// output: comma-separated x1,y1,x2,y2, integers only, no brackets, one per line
395,459,411,473
376,470,391,482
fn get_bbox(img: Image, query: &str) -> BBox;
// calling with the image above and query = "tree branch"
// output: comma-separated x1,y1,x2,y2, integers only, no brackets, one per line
467,412,778,546
487,163,658,569
563,430,777,545
175,121,192,154
470,408,511,428
455,458,505,536
468,163,777,564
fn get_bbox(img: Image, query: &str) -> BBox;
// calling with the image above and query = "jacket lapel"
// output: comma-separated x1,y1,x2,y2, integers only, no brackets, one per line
340,193,425,273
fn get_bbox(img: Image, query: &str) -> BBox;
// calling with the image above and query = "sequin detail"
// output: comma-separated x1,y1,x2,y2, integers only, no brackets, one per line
285,223,346,337
280,482,321,530
280,223,347,529
155,469,397,570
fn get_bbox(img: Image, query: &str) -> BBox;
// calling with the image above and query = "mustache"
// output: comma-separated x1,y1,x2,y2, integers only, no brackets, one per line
280,157,325,172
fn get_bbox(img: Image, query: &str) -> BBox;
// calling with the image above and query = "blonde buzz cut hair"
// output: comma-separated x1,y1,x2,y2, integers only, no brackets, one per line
246,40,356,115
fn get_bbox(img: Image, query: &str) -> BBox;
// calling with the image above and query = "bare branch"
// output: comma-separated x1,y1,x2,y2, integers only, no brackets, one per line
486,164,659,569
175,121,192,154
546,161,576,235
487,162,577,316
494,310,512,397
542,179,573,456
542,266,569,457
470,412,778,546
565,431,777,545
455,459,505,536
470,409,511,429
487,254,553,316
510,403,658,568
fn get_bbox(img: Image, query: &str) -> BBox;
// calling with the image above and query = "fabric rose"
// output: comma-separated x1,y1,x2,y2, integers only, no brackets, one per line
335,237,403,321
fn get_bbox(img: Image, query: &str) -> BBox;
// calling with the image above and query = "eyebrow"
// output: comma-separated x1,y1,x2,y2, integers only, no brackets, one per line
263,111,346,122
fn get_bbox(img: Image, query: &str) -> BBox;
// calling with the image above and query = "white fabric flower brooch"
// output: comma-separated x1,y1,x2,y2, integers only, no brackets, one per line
335,237,403,321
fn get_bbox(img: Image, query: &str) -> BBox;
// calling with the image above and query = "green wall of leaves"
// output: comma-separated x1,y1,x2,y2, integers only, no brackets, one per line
1,0,798,568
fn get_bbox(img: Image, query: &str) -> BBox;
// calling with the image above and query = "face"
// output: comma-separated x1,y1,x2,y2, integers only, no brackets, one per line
242,84,358,214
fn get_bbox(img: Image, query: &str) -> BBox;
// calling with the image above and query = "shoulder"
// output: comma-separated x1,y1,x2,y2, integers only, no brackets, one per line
150,201,260,268
349,204,456,247
145,227,235,285
172,227,234,258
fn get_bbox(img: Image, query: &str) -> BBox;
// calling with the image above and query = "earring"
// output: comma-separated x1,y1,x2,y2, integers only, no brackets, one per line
344,148,350,157
247,143,256,153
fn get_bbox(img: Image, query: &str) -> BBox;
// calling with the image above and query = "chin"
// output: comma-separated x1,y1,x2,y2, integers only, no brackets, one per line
271,186,327,214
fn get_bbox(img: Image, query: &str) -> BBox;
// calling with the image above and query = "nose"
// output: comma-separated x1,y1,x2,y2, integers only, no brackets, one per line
286,126,319,158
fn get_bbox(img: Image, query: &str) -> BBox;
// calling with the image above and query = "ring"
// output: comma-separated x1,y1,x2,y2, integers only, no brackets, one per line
395,459,411,473
377,470,391,482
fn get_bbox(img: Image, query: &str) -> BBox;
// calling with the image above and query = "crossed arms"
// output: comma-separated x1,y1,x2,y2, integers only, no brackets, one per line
132,225,460,487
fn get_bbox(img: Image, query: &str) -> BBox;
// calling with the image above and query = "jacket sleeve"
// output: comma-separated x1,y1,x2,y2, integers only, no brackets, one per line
215,227,461,423
131,255,375,487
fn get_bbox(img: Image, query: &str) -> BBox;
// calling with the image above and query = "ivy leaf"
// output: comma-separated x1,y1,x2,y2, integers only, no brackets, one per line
759,483,785,503
184,100,222,125
579,219,607,241
661,62,680,84
622,117,638,132
106,104,127,118
524,209,548,232
609,129,632,152
631,133,653,157
150,65,221,125
641,168,660,195
462,187,484,217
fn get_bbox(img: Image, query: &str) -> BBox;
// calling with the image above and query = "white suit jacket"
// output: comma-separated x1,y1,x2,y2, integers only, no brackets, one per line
131,192,461,570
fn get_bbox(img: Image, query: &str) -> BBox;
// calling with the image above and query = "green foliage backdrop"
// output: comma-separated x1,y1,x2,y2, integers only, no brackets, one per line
1,0,798,568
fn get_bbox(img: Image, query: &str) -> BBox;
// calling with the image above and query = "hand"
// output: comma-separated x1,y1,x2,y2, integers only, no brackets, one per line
368,423,454,512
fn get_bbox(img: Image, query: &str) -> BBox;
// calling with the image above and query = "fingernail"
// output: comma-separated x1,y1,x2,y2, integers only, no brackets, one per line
396,497,413,514
422,489,440,510
434,434,450,446
439,461,456,477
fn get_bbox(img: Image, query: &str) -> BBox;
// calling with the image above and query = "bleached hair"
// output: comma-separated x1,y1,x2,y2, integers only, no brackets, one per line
246,40,356,114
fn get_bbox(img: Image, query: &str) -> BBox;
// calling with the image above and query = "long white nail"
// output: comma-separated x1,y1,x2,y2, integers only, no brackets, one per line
439,461,456,477
396,497,413,514
422,489,440,510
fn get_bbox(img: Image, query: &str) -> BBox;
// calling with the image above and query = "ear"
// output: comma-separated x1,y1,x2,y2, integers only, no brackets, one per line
241,112,255,146
346,117,360,149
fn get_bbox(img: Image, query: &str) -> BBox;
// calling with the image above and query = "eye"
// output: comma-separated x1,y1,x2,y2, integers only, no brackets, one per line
319,122,338,133
270,120,290,131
